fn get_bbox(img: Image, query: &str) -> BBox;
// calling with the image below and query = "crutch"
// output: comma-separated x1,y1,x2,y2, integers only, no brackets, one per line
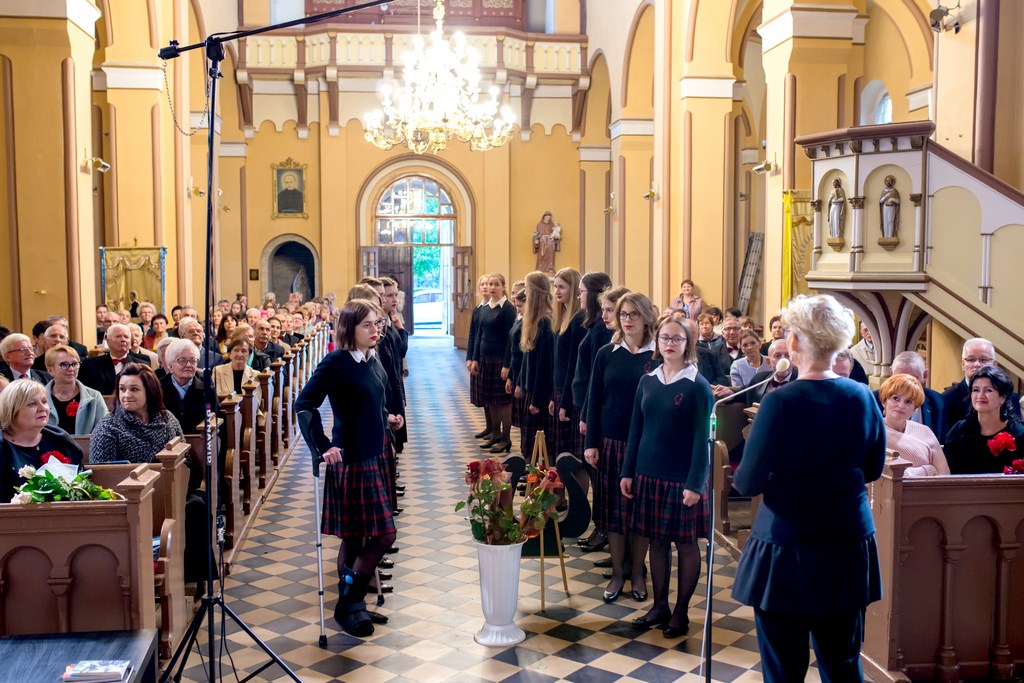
297,410,330,647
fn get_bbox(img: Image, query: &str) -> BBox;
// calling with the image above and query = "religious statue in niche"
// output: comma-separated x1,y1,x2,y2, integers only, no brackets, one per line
878,175,901,251
533,211,562,273
826,178,847,250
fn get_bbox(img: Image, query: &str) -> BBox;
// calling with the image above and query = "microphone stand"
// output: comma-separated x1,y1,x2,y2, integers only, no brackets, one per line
698,361,790,683
157,2,390,681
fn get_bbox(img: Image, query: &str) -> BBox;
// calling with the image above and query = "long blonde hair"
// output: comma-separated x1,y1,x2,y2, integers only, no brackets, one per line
552,267,582,334
520,271,553,352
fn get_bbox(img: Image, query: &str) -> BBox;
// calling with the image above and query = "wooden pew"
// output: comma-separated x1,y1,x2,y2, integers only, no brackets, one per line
259,366,279,482
90,441,190,661
0,466,159,636
863,454,1024,683
238,383,259,515
279,352,295,449
211,396,242,553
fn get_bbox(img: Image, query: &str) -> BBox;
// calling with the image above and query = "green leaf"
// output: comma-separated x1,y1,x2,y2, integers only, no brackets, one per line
454,500,466,512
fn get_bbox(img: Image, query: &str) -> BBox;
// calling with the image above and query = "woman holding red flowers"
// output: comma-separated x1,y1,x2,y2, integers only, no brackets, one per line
43,344,108,435
0,378,84,500
945,365,1024,474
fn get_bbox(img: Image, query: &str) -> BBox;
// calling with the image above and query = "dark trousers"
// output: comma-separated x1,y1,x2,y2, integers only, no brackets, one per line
753,608,864,683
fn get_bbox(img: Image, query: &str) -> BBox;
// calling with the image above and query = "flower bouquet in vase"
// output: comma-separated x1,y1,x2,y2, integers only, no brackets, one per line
455,458,563,646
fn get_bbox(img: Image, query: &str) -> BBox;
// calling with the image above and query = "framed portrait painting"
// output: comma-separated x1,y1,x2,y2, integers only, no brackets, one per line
272,157,308,218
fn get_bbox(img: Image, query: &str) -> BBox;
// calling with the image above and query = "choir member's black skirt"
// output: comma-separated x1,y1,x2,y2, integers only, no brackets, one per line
321,445,396,538
594,437,630,535
511,381,525,428
521,393,554,458
477,356,510,406
469,364,483,407
551,390,578,457
629,474,708,543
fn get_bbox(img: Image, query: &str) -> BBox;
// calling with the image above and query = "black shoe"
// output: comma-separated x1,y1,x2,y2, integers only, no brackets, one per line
631,590,648,602
632,612,670,630
603,570,614,580
377,572,392,581
368,583,394,595
368,612,389,625
388,546,400,554
378,558,394,569
480,437,501,449
395,485,406,492
393,507,404,515
489,440,512,454
474,429,490,439
396,490,405,497
602,589,621,604
581,537,609,553
593,558,612,568
662,621,689,638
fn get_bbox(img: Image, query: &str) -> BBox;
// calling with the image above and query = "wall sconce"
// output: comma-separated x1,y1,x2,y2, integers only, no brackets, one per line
187,178,205,198
643,185,657,201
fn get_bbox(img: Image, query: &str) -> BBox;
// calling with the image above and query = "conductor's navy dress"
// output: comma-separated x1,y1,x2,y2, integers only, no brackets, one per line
732,377,886,682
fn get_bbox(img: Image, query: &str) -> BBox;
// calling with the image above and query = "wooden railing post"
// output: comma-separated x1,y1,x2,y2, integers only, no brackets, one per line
240,382,260,514
113,466,160,630
219,396,242,549
279,353,294,449
257,369,275,487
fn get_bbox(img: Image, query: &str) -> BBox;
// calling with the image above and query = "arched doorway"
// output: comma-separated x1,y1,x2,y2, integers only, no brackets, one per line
260,235,321,304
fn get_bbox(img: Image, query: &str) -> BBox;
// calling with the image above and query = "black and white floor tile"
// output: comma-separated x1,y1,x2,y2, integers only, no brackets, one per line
177,336,828,682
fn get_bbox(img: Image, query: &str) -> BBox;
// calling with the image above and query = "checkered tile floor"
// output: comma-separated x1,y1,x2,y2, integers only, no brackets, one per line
176,336,830,682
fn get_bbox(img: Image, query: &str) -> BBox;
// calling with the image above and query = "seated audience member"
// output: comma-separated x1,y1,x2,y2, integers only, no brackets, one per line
128,324,159,370
0,376,8,394
210,308,224,336
669,278,703,319
245,307,261,326
832,348,855,378
696,313,720,350
711,318,743,398
178,317,223,369
79,323,147,394
155,336,175,378
95,304,109,345
90,364,183,463
31,320,49,357
943,337,1021,434
731,331,768,388
945,365,1024,474
143,313,170,350
745,339,796,406
0,379,84,499
213,337,261,398
217,299,231,315
161,339,216,434
738,316,756,333
849,321,876,374
881,351,946,439
880,374,950,477
137,302,156,335
38,318,88,360
229,300,243,319
44,345,108,435
268,316,287,349
1,333,52,384
217,313,238,354
706,306,724,334
169,305,184,330
229,324,271,371
253,319,285,362
118,308,132,325
761,315,784,356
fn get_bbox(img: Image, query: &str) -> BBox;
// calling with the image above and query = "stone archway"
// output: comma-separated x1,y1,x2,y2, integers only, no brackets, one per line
259,234,322,304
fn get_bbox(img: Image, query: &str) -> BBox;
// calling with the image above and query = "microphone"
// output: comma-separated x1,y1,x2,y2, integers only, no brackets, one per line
712,357,791,411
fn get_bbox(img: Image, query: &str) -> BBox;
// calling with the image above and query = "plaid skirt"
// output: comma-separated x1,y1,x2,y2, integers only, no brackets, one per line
595,437,631,535
573,407,585,459
322,448,396,539
521,394,555,459
477,356,510,406
511,383,525,428
551,390,578,457
469,365,483,407
629,473,708,543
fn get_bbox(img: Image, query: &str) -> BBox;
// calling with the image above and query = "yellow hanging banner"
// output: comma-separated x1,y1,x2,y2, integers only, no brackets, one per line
781,191,794,306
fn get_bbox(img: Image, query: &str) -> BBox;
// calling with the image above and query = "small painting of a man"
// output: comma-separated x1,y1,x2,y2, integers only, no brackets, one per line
276,170,304,215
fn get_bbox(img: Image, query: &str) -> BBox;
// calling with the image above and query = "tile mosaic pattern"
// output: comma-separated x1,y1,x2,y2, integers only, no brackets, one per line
177,337,830,682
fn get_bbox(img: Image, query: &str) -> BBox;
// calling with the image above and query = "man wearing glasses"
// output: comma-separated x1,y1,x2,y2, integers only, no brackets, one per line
942,337,1021,436
79,323,149,394
0,333,52,384
161,338,218,434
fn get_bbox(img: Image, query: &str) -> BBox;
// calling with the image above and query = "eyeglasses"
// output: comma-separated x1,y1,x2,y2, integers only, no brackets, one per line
658,335,686,346
174,358,199,367
57,361,81,371
11,347,33,355
963,357,995,366
618,311,641,321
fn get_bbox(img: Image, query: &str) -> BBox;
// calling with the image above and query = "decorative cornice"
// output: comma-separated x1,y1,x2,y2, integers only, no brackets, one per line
220,141,247,158
608,118,654,140
811,199,822,212
909,193,923,207
190,112,222,135
678,76,735,100
1,0,101,39
849,196,865,209
92,64,164,91
579,146,611,163
758,4,860,53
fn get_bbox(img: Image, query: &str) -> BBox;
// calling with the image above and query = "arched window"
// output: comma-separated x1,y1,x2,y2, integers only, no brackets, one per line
375,176,456,245
875,93,893,125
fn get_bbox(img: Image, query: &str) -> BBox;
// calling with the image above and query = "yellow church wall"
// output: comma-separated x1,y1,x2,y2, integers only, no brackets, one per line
927,186,981,296
933,0,978,161
929,318,964,392
583,0,646,121
861,3,914,124
988,224,1024,334
550,0,581,35
0,53,13,327
993,1,1024,190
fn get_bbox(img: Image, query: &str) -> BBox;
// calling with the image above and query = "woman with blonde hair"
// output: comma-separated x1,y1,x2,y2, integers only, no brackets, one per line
467,275,491,438
550,267,584,458
468,273,517,452
520,271,555,457
733,294,885,681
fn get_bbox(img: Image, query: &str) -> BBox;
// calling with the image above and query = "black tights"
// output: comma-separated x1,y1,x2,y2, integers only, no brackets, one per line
485,404,512,442
607,532,649,594
641,538,702,628
338,532,397,578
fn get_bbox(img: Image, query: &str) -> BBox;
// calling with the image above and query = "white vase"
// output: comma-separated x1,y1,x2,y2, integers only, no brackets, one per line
474,540,526,646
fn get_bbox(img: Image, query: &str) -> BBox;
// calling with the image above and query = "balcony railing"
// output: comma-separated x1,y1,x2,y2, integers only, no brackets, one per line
304,0,525,30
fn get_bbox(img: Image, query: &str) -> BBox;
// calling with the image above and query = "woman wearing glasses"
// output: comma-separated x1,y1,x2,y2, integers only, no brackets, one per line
584,292,658,604
44,344,108,435
621,315,712,638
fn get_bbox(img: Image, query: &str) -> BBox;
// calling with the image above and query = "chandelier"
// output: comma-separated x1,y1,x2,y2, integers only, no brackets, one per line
363,0,516,154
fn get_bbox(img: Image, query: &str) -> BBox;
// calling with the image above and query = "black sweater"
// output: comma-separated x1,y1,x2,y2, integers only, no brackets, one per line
584,344,659,449
554,311,586,409
505,318,524,380
572,323,613,412
522,317,555,411
295,351,391,462
470,301,517,361
944,416,1024,474
466,303,486,363
622,369,713,491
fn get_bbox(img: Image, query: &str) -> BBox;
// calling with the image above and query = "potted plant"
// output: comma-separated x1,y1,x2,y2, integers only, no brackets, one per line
455,458,563,646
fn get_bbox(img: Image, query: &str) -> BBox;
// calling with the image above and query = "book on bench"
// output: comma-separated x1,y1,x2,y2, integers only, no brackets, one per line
63,660,133,682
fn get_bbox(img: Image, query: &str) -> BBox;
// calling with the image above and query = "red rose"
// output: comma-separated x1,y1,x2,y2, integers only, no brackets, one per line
40,451,71,464
66,401,79,417
988,432,1017,457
